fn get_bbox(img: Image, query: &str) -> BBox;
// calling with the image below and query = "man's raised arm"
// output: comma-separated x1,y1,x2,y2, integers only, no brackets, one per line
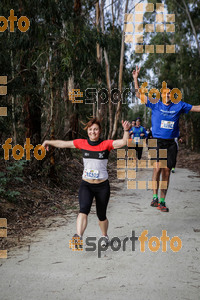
132,66,147,104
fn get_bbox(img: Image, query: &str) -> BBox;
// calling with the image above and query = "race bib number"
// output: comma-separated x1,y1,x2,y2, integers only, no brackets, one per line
84,169,99,179
161,120,174,130
134,137,140,143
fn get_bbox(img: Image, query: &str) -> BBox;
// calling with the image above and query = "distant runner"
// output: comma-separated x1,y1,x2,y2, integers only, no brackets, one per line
129,117,147,169
146,127,153,145
133,66,200,212
129,120,136,139
42,118,131,248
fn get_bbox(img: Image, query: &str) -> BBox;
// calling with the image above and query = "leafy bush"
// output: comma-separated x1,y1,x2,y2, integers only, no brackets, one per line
0,160,27,202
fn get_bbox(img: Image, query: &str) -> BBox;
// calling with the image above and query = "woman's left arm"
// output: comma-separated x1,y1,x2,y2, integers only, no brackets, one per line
113,120,131,149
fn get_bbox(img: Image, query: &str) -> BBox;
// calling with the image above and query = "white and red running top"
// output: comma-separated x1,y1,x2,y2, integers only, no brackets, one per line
73,138,114,180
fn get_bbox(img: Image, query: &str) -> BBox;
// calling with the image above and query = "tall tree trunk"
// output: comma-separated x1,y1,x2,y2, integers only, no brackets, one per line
191,120,194,151
49,64,55,177
23,70,41,146
104,49,113,139
104,104,108,139
185,116,189,147
10,49,17,144
67,74,74,140
24,94,31,138
96,0,103,119
70,0,81,131
181,0,200,57
74,0,81,15
93,101,96,118
111,0,129,139
96,1,101,62
67,74,79,139
111,0,115,31
101,0,113,138
61,79,73,159
63,80,69,134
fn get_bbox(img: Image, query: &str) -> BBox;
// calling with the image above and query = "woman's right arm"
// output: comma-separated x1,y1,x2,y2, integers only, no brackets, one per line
42,140,75,150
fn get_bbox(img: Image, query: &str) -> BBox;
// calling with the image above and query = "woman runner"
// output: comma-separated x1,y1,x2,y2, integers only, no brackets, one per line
42,118,131,249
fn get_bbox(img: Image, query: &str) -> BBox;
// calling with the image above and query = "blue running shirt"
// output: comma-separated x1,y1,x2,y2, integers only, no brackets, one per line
146,99,192,139
129,126,147,144
131,126,147,139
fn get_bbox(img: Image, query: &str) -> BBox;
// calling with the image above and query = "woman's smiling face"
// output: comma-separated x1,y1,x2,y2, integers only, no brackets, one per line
87,123,101,141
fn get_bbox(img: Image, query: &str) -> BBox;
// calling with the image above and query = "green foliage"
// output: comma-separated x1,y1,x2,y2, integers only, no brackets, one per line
128,105,151,128
0,160,26,202
0,0,134,147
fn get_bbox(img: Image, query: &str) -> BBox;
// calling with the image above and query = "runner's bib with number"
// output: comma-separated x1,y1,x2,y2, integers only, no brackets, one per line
161,120,174,130
84,169,99,179
73,139,114,180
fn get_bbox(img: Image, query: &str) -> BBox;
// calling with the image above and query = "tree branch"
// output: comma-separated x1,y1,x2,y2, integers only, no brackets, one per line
181,0,200,57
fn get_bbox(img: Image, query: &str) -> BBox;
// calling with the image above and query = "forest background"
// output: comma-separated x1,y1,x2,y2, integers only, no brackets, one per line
0,0,200,248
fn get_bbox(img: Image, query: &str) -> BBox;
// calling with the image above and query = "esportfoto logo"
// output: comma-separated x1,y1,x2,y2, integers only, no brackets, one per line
69,230,182,258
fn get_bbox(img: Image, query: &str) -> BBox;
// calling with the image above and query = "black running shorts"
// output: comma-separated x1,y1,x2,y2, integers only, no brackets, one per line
148,138,178,170
131,145,143,160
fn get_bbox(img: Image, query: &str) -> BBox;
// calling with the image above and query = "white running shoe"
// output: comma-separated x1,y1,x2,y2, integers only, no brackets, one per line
100,235,109,247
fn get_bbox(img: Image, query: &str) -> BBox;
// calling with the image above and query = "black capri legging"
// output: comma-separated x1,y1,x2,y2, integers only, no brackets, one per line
129,144,143,160
78,179,110,221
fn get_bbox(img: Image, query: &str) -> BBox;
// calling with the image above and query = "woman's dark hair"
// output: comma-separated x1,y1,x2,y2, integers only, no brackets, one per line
83,117,102,131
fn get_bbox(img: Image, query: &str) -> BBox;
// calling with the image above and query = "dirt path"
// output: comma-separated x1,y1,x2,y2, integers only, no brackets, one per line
0,166,200,300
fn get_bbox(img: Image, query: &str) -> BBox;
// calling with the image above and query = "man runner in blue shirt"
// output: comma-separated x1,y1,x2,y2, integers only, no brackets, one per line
129,117,147,162
132,66,200,212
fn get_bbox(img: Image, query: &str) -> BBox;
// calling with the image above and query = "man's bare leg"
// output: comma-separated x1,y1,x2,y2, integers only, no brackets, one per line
160,167,171,199
152,162,162,195
156,167,171,212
